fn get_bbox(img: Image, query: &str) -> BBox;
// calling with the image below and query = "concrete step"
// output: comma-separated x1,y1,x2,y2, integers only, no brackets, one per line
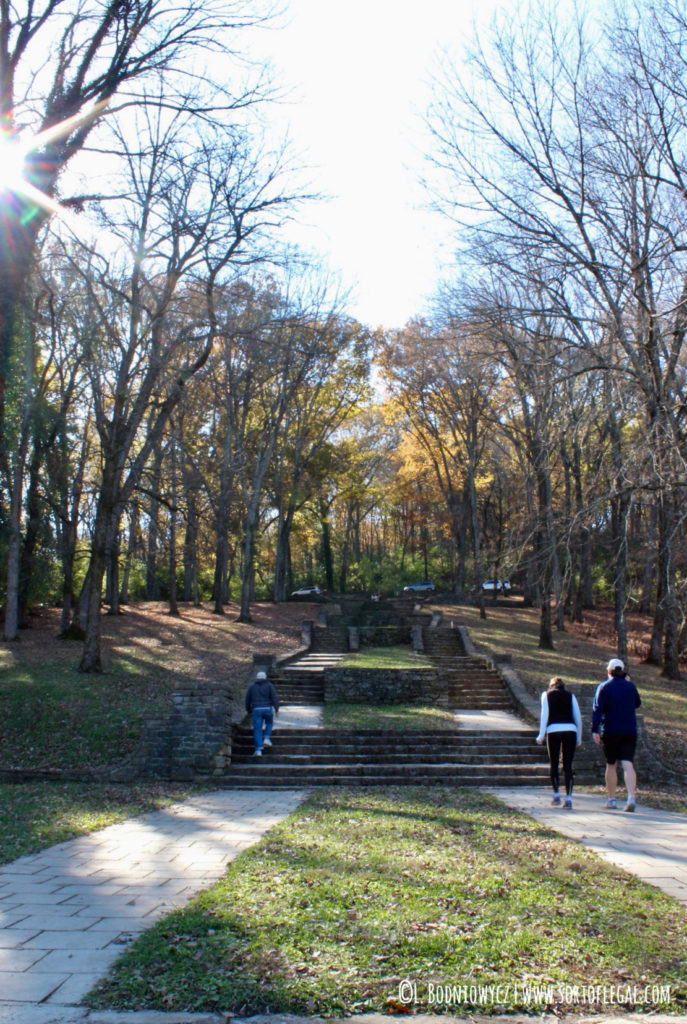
232,727,536,744
221,765,558,787
231,751,549,766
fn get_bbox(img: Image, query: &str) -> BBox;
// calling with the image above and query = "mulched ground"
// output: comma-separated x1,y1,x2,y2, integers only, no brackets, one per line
16,599,311,684
566,607,679,664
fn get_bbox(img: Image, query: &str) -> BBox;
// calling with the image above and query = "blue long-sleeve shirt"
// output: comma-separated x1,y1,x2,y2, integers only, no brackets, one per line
591,675,641,736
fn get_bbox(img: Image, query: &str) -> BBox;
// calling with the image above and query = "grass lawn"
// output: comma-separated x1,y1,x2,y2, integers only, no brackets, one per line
323,701,458,730
0,782,201,864
86,786,687,1016
340,646,432,668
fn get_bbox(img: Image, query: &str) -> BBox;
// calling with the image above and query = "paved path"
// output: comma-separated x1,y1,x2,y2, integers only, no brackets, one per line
276,705,323,728
489,787,687,905
0,789,307,1015
454,709,530,731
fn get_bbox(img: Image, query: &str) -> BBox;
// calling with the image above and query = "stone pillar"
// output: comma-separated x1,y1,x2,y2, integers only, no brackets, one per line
411,624,424,653
124,683,233,781
301,620,313,647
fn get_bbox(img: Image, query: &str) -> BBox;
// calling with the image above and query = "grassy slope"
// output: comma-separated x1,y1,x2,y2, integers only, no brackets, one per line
0,601,306,770
450,601,687,776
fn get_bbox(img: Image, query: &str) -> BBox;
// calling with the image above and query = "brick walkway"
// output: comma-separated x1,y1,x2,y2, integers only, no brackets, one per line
0,790,307,1015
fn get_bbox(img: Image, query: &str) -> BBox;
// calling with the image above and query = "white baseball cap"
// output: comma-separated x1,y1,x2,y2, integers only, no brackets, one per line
607,658,624,673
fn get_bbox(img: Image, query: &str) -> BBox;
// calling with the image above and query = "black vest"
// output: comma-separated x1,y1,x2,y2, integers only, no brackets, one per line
546,688,574,725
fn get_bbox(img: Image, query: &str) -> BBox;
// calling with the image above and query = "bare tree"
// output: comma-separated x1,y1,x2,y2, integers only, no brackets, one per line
426,1,687,672
0,0,275,483
66,104,295,670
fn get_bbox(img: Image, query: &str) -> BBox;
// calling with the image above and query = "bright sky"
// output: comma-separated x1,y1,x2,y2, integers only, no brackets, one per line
257,0,505,330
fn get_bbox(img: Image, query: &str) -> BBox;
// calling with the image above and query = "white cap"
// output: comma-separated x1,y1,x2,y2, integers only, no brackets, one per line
607,658,624,674
256,670,267,680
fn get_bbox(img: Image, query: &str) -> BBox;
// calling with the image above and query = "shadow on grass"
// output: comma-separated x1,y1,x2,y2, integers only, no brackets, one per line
87,786,687,1016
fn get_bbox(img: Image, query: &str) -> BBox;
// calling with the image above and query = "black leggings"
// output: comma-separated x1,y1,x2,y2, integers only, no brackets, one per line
546,731,577,796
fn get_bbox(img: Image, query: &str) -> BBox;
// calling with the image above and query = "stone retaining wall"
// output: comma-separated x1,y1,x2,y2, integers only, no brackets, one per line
324,666,445,704
358,626,408,647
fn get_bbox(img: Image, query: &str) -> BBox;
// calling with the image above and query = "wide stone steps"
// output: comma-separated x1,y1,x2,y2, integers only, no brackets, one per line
231,750,545,766
219,724,588,788
231,734,539,759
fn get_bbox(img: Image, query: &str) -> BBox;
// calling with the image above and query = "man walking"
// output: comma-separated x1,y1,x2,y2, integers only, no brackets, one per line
591,658,642,812
245,669,280,757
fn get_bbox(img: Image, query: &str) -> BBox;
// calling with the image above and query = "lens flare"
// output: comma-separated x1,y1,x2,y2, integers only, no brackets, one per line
0,101,108,218
0,133,30,194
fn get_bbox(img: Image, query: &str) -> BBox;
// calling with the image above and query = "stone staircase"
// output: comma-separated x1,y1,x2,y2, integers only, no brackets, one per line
222,614,602,788
224,726,551,787
423,627,517,712
271,653,344,704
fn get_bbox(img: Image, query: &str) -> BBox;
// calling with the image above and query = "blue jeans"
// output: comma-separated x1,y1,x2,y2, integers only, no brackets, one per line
252,707,274,751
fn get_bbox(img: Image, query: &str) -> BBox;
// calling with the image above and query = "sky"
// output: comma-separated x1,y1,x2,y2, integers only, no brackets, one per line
254,0,505,330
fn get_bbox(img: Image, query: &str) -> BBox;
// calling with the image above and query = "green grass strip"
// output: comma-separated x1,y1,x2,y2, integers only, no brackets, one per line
340,646,432,668
323,702,457,730
87,787,687,1015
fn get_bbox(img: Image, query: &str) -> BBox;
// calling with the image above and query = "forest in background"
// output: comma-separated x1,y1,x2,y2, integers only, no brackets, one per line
2,0,687,678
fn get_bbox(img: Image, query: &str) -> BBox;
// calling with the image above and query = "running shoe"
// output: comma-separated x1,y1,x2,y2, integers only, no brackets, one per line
605,797,617,809
551,795,561,806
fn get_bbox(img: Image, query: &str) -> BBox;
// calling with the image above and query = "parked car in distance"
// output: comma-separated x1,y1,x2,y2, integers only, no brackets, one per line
403,581,436,593
481,579,511,593
290,585,322,599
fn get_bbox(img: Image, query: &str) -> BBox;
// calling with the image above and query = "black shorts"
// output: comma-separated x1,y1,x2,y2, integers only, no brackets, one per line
601,732,637,764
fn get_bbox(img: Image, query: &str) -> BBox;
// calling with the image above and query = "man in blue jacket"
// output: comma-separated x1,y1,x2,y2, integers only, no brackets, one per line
245,670,280,757
592,658,642,812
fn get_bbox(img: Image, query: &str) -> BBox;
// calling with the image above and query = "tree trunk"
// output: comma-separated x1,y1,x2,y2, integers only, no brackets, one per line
640,499,657,615
106,518,121,615
660,493,680,679
238,506,258,622
145,446,163,600
183,506,200,605
79,516,109,671
468,456,486,620
168,436,179,616
539,595,554,649
119,505,139,605
320,497,334,592
78,461,119,671
18,444,43,629
274,497,297,602
3,460,25,641
339,504,354,593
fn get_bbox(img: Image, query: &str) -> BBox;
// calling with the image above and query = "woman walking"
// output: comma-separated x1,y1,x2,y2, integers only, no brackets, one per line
536,676,582,809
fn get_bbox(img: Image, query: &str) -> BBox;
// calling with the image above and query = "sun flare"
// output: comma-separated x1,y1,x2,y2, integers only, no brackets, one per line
0,133,31,194
0,102,108,218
